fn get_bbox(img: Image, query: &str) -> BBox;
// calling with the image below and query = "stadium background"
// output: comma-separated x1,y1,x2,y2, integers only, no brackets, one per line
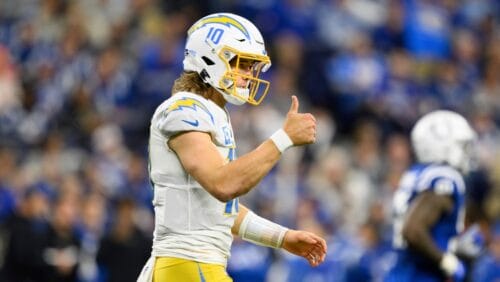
0,0,499,281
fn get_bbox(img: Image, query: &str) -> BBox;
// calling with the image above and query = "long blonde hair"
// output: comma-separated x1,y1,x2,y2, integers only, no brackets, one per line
171,71,211,98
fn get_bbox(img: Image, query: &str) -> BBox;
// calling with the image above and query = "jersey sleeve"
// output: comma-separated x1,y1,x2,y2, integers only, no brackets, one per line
153,96,217,139
416,166,465,196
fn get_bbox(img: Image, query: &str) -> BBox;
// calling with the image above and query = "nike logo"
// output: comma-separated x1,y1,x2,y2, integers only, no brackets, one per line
182,119,199,127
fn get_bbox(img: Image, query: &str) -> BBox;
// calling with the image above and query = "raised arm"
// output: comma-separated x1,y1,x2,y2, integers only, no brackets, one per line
168,96,316,202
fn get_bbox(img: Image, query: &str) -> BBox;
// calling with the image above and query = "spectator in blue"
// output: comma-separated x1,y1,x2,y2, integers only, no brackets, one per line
284,233,363,282
403,0,452,60
227,239,273,282
325,32,386,132
0,148,16,225
471,221,500,282
372,0,405,52
345,222,394,282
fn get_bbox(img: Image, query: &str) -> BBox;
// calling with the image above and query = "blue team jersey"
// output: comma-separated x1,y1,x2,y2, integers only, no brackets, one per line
384,163,466,282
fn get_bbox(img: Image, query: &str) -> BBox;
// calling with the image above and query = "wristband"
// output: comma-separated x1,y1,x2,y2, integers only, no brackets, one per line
440,253,460,276
238,211,288,249
270,129,293,153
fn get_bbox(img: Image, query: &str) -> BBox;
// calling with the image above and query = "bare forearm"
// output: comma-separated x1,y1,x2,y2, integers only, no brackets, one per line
232,204,249,235
169,131,284,202
403,192,454,264
214,139,281,200
404,225,443,263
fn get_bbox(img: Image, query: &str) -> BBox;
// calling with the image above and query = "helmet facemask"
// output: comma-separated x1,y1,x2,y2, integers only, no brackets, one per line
448,139,477,173
216,46,271,105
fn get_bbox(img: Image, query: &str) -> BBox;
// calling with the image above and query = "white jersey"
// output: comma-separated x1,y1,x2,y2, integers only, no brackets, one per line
148,91,238,265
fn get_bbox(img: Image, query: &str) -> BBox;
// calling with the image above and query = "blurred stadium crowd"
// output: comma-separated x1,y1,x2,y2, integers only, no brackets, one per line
0,0,499,281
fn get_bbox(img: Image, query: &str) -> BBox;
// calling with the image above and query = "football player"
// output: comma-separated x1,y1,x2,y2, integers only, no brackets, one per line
384,110,477,282
137,13,327,282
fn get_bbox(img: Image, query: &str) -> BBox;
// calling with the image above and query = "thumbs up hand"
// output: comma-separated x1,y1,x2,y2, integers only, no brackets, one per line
283,95,316,146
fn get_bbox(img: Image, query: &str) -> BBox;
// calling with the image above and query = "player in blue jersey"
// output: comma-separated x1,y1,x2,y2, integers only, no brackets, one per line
384,110,477,282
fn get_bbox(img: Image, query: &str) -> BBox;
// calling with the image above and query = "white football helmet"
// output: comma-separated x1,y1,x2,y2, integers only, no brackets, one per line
411,110,477,173
183,13,271,105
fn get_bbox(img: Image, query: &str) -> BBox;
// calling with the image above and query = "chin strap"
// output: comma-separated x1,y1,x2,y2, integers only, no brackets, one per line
218,87,248,105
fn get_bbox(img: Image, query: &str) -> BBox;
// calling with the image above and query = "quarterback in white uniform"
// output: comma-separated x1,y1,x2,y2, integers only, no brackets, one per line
138,13,327,282
149,92,240,265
